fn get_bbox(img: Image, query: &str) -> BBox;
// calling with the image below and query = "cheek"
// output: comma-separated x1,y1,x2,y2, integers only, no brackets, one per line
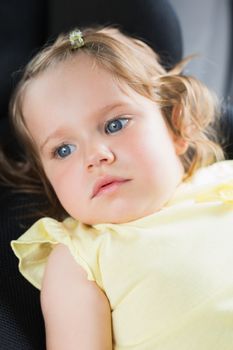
124,128,181,182
121,128,156,159
44,162,84,205
122,130,160,167
50,176,85,218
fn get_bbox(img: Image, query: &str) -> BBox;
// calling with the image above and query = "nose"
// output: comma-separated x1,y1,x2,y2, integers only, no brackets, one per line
85,143,115,170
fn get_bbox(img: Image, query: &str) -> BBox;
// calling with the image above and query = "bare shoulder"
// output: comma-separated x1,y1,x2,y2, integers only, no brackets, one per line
41,244,81,307
41,244,112,349
41,243,108,310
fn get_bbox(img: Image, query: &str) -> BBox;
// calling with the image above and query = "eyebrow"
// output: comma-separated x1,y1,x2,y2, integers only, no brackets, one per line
40,101,131,151
40,128,67,152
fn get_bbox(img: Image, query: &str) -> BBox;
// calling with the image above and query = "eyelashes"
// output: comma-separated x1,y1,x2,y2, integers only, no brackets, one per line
52,144,77,159
51,116,131,160
105,117,130,134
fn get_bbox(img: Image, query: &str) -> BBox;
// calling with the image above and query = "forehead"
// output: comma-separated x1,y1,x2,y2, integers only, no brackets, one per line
22,53,156,142
23,56,110,104
23,55,134,118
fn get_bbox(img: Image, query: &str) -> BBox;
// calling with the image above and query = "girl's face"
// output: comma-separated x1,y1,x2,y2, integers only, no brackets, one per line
23,54,186,224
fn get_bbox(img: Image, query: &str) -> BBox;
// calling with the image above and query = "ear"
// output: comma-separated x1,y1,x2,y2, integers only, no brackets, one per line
171,105,189,155
173,135,189,155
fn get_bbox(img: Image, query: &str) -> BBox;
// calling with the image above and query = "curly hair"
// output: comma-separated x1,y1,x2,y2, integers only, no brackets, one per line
0,26,224,219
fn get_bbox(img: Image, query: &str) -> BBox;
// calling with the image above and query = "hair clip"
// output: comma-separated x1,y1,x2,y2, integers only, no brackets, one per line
69,29,84,49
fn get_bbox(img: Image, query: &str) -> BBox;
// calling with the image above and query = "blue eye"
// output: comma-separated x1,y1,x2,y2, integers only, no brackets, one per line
55,144,76,159
105,118,129,134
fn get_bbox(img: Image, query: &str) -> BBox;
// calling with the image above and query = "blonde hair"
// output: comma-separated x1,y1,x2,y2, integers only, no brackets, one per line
2,26,224,219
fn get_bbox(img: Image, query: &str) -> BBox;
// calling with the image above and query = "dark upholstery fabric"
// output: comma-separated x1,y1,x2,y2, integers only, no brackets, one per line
49,0,182,70
0,1,48,348
0,0,48,159
0,189,47,349
0,0,48,120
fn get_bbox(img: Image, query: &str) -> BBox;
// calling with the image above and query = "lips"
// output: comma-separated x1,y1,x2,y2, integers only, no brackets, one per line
91,176,130,198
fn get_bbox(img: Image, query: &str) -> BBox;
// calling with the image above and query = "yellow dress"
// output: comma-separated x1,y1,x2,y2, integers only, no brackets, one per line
11,160,233,349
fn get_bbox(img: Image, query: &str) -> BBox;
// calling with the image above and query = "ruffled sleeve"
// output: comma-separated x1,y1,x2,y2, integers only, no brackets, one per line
11,217,96,290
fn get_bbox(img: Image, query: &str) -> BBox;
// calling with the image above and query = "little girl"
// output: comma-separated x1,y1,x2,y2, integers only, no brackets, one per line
5,26,233,349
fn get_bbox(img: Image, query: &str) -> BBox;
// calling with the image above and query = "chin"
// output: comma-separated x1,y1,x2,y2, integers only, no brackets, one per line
83,212,138,225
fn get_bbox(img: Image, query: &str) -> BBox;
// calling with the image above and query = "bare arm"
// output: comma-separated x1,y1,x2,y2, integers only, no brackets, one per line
40,244,112,350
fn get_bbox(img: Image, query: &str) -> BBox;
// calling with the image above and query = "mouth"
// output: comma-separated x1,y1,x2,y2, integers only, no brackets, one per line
91,176,131,198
